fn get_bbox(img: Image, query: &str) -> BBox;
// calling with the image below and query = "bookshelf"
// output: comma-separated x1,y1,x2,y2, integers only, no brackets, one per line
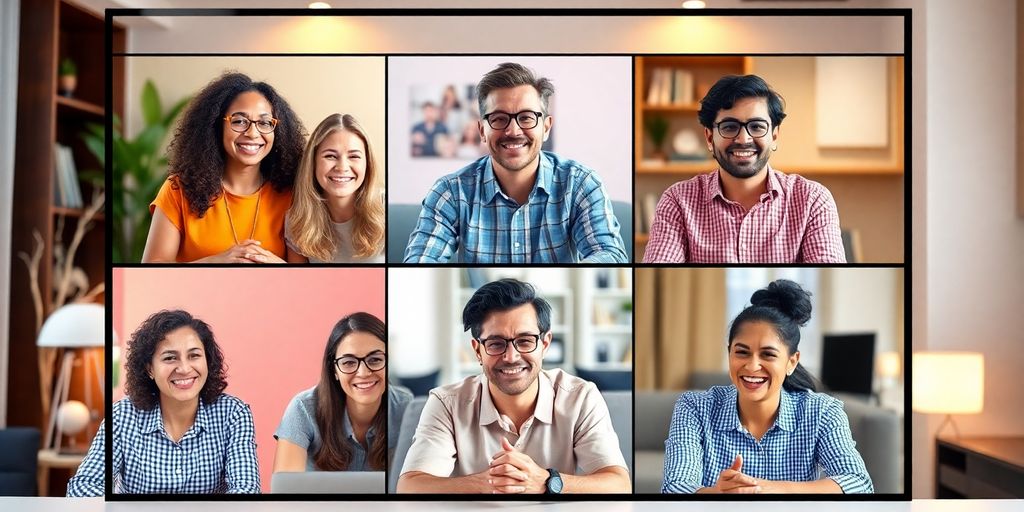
9,0,124,494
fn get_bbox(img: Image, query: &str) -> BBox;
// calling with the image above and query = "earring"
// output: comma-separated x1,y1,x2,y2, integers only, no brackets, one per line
772,146,778,151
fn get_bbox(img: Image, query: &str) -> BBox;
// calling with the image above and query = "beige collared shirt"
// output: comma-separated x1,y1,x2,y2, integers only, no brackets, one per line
400,368,627,478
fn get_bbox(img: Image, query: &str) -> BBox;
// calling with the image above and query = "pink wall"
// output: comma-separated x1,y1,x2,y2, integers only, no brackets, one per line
112,267,385,492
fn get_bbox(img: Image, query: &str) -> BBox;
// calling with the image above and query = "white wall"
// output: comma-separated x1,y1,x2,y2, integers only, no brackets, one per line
387,267,445,378
387,56,632,204
0,0,19,428
914,0,1024,499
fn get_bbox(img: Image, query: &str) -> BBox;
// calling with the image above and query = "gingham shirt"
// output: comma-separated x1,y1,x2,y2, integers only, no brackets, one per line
67,394,260,496
643,168,846,263
662,385,873,494
403,151,628,263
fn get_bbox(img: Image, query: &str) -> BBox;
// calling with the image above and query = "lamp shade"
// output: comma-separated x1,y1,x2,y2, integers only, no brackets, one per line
877,351,902,378
912,351,984,414
37,303,105,348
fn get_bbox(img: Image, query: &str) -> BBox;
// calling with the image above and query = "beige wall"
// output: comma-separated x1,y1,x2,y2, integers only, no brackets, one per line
123,56,385,162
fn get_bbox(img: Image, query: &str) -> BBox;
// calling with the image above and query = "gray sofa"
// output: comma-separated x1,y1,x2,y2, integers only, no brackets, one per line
387,200,633,263
634,387,901,494
389,390,633,493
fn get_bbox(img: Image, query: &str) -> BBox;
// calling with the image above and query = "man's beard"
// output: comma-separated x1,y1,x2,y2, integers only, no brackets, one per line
714,143,771,179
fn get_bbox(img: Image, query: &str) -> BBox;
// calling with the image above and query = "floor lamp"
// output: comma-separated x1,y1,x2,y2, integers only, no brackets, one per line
37,303,104,454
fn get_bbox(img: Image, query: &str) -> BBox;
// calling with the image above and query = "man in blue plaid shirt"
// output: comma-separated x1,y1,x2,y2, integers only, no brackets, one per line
403,62,628,264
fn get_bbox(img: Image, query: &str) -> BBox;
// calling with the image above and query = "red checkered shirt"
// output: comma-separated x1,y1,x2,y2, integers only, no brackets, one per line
642,167,846,263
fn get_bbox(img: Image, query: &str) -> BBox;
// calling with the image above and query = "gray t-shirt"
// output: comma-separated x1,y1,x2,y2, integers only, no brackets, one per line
285,214,385,263
274,384,412,471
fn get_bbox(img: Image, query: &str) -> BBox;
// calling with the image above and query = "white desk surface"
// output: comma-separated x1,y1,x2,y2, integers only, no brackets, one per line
2,499,1022,512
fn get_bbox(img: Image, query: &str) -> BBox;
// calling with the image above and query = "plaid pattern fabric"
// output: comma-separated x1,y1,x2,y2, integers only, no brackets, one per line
403,151,627,263
642,168,846,263
67,395,260,496
662,386,873,494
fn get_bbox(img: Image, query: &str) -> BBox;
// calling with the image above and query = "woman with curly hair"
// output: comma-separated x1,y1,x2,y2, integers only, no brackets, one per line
285,114,384,262
273,312,411,475
142,72,306,263
68,310,260,495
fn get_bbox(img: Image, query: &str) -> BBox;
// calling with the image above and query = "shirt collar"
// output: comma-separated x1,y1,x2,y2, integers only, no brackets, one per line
481,152,553,205
477,370,553,426
140,397,210,435
707,165,781,205
711,385,794,433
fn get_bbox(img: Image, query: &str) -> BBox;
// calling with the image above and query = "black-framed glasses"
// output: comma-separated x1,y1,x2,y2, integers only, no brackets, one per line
714,119,771,139
478,334,543,356
334,353,386,374
482,110,543,130
223,114,279,134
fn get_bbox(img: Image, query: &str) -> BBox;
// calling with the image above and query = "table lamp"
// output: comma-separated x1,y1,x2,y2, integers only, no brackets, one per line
912,351,984,439
37,303,105,453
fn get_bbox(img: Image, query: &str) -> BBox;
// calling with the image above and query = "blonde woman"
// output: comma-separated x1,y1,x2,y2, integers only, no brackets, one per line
286,113,385,263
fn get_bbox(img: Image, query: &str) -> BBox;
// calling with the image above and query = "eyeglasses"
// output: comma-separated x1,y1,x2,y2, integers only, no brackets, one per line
334,353,386,374
479,334,542,356
714,119,771,139
223,114,279,134
482,110,543,130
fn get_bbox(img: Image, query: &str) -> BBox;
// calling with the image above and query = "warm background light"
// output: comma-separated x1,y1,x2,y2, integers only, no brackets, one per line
912,352,984,414
682,0,707,8
878,351,902,378
309,2,331,8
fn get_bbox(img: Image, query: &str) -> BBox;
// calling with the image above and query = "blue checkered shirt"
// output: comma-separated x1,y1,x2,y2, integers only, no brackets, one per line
403,151,628,263
662,385,873,494
67,394,260,496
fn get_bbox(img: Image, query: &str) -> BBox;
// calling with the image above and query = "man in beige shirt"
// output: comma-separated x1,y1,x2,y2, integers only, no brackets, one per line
397,278,631,494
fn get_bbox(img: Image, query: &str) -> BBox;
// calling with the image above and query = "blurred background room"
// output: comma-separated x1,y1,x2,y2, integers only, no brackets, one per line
632,267,904,494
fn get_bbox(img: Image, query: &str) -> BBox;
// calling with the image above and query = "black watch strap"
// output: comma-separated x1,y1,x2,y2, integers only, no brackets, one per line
544,468,563,494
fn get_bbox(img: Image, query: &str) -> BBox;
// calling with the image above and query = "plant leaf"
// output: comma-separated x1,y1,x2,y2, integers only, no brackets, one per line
141,80,162,126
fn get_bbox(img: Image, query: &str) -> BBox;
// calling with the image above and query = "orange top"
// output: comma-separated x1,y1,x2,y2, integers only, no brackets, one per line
150,177,292,262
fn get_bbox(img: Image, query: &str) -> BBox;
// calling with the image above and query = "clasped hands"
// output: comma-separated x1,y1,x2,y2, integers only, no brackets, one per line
481,437,550,494
706,455,767,494
208,240,285,264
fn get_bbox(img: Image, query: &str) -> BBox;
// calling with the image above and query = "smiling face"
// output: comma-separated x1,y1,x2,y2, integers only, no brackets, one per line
479,84,552,175
335,331,386,408
472,302,551,397
148,326,208,407
728,320,799,404
315,128,367,202
705,96,778,180
221,90,276,172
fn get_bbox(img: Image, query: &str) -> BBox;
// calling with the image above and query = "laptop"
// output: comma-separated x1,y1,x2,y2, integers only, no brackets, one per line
270,471,385,494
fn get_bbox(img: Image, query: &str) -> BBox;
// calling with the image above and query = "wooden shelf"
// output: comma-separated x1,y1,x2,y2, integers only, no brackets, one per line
51,205,105,221
642,103,700,113
635,234,650,244
55,95,104,118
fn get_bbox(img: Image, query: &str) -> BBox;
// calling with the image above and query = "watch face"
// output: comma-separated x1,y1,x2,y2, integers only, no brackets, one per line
547,470,564,494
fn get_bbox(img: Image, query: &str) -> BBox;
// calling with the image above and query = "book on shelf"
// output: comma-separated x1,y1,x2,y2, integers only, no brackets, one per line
642,192,659,235
53,144,83,209
646,67,695,107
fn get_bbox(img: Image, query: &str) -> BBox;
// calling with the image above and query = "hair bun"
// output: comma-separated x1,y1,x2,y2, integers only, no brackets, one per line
750,279,812,325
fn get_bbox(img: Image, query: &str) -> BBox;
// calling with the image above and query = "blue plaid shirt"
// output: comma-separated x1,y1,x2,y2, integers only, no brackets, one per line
662,385,873,494
67,394,260,496
403,151,628,263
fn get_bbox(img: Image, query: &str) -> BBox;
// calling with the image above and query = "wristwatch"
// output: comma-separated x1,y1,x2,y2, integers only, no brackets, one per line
544,468,563,494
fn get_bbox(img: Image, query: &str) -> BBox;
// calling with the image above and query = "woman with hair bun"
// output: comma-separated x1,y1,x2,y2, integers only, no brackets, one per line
661,279,873,494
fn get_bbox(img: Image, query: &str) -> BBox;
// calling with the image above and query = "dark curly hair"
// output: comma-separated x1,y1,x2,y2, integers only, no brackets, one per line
697,74,787,130
124,310,228,411
166,72,306,217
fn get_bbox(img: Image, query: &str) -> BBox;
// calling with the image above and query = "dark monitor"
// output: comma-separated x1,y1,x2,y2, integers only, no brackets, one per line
820,333,876,396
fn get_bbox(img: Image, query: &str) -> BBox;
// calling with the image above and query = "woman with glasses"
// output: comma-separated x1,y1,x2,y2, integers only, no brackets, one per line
284,114,385,263
273,312,412,473
67,310,259,495
142,72,305,263
661,280,872,494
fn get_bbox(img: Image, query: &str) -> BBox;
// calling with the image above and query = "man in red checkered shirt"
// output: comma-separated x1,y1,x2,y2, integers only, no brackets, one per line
642,75,846,264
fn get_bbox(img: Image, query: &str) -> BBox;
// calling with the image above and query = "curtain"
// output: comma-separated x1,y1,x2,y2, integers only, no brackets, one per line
636,268,726,391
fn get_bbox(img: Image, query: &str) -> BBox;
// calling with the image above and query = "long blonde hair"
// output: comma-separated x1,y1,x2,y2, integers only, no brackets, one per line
287,114,384,260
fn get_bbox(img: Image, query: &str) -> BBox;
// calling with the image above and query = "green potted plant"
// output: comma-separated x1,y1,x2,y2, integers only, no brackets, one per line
645,115,669,162
82,79,190,262
58,57,77,97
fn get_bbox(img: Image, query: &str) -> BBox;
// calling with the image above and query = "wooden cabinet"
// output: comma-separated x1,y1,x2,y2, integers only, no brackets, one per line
936,437,1024,498
8,0,123,494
